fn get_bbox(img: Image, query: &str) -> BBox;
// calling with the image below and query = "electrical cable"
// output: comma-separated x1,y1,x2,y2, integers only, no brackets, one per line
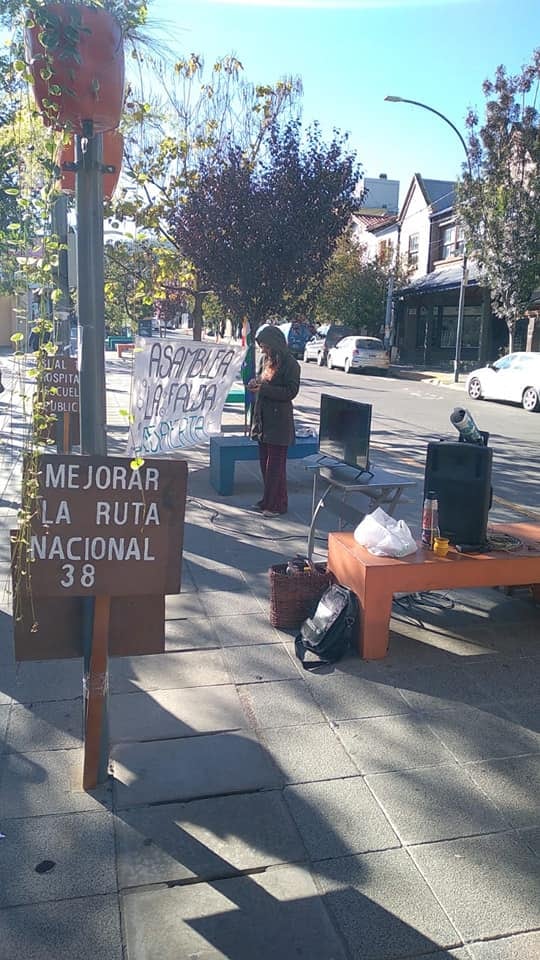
485,532,523,552
186,497,305,541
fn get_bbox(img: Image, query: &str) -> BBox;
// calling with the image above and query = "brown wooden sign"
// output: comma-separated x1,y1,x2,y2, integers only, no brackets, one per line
20,455,187,597
42,355,80,415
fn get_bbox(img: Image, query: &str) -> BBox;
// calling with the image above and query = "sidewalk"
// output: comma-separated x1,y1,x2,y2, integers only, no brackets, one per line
0,355,539,959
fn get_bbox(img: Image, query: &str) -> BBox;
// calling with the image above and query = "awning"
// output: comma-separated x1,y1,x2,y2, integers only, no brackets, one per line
397,260,482,297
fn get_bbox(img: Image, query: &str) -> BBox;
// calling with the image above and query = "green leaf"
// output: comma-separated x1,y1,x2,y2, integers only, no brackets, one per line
10,333,24,343
130,457,145,470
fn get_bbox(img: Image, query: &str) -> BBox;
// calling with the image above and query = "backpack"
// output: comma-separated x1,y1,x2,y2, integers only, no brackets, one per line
294,584,358,670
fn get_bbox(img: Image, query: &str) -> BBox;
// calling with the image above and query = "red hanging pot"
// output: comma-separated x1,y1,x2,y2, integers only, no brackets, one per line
25,3,125,134
57,129,124,199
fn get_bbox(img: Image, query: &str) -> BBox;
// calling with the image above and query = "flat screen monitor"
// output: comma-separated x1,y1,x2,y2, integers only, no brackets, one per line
318,394,372,473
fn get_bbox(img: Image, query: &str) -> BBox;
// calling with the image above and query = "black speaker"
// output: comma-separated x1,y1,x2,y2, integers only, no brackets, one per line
424,441,493,547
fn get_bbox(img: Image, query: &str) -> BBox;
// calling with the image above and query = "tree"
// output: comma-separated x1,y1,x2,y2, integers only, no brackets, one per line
112,55,301,338
458,49,540,352
313,232,392,334
168,121,362,334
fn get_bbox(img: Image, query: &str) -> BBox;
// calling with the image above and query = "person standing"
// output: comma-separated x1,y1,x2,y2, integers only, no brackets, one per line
248,325,301,516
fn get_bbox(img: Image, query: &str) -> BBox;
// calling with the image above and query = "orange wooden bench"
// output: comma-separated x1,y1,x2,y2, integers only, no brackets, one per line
116,342,134,358
328,522,540,660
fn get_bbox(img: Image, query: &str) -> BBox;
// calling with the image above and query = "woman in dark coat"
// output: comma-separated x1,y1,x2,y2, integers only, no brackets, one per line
248,325,301,516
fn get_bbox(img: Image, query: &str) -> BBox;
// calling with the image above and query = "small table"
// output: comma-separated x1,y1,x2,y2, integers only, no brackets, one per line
306,461,417,561
328,522,540,660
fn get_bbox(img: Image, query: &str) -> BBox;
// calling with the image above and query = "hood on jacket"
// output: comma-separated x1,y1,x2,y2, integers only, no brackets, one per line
255,324,288,353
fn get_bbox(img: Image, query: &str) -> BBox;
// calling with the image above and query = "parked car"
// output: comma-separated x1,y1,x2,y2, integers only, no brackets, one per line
278,321,314,359
327,336,390,374
466,352,540,412
303,324,356,365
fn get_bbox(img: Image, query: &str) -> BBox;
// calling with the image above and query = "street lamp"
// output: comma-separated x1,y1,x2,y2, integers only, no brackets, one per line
384,95,472,382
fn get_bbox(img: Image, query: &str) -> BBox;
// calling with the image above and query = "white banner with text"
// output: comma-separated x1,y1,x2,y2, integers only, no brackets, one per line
127,337,246,456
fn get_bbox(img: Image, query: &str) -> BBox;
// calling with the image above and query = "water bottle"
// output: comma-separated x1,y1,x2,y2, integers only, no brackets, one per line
450,407,482,444
421,493,439,548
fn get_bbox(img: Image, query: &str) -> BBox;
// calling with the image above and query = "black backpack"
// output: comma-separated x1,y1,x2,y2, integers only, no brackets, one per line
294,584,358,670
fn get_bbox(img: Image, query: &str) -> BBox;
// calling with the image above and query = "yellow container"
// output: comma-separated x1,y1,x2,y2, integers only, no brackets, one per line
433,536,450,557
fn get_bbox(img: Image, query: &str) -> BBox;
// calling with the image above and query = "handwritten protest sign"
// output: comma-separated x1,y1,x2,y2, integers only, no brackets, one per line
17,455,187,597
127,337,246,456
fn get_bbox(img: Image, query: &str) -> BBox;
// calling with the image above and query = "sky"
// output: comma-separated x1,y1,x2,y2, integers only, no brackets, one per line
150,0,540,206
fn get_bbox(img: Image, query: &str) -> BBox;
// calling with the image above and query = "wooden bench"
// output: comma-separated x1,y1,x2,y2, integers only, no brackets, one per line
116,342,134,358
106,336,134,351
210,434,318,495
328,521,540,660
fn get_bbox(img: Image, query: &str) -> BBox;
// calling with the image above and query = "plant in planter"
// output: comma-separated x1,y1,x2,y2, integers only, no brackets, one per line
24,1,125,133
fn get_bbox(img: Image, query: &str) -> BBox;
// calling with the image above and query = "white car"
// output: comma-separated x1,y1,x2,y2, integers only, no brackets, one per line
327,336,390,375
466,352,540,412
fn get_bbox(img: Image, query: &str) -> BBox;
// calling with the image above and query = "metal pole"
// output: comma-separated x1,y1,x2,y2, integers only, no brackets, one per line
453,253,468,382
384,96,473,382
75,121,108,784
51,193,71,351
76,122,107,456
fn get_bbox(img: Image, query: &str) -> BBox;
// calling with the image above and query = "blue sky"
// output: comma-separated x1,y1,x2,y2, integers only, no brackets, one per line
151,0,539,205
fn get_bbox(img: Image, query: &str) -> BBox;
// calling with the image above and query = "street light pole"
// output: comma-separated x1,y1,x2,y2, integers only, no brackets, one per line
384,95,472,382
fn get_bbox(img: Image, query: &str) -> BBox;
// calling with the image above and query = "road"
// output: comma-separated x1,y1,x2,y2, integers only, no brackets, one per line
297,361,539,519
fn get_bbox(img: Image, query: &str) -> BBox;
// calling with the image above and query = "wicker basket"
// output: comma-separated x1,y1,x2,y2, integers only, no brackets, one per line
269,562,334,630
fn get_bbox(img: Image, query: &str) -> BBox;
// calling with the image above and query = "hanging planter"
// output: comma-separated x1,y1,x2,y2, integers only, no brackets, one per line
25,2,125,134
57,129,124,198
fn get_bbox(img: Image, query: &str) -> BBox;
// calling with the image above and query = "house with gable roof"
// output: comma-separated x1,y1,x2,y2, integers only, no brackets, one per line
364,173,512,368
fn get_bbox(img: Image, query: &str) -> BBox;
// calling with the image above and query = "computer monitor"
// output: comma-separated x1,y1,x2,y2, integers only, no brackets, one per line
318,394,372,473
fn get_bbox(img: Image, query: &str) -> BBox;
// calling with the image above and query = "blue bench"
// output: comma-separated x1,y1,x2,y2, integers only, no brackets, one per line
210,434,318,495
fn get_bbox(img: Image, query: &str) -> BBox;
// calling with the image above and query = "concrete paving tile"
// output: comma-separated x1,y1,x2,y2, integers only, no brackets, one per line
304,670,411,722
394,663,492,711
165,591,206,619
385,623,481,664
365,762,506,845
465,657,540,702
199,588,264,618
468,932,540,959
213,612,284,647
238,679,324,728
424,703,540,762
15,658,84,703
0,810,116,907
115,791,306,888
476,620,540,658
164,616,219,651
517,825,540,857
315,848,460,960
0,664,16,703
110,685,247,742
6,699,83,753
112,730,282,808
0,894,123,959
122,862,348,960
0,703,9,753
464,754,540,828
500,697,540,733
223,642,301,683
284,777,400,860
184,557,248,592
334,714,455,774
262,723,359,784
0,747,112,819
408,832,540,942
0,607,15,665
109,649,230,694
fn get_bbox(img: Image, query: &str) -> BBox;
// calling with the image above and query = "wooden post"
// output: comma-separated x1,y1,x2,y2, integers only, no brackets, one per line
63,412,70,453
83,594,111,790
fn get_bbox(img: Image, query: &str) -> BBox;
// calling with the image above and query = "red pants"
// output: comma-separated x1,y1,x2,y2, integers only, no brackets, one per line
258,442,288,514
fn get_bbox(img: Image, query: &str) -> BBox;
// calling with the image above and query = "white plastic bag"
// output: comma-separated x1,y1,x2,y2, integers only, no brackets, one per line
353,507,417,558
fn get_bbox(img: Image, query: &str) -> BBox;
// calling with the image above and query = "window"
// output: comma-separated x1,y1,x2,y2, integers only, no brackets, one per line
377,239,393,265
408,233,419,269
455,225,465,255
440,226,455,260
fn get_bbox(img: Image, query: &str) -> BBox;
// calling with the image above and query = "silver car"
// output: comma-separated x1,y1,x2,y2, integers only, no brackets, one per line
466,352,540,412
327,336,390,374
303,335,326,365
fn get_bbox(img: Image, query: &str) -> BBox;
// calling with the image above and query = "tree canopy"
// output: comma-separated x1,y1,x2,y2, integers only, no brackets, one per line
168,121,362,332
458,48,540,351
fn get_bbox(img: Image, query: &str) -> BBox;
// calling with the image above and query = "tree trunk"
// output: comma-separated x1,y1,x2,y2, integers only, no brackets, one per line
507,319,515,354
191,287,205,341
